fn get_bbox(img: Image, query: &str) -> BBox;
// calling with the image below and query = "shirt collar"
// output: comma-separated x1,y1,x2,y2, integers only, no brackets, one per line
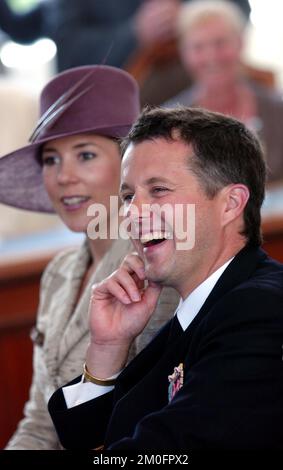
176,257,234,331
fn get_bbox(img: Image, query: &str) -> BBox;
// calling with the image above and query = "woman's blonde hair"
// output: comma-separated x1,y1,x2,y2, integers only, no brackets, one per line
178,0,247,38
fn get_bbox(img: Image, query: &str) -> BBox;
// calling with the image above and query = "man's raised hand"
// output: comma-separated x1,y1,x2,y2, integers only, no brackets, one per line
86,253,162,378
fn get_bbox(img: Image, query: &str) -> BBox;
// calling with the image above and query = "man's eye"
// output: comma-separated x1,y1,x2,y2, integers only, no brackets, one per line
122,194,134,203
42,155,59,166
80,152,97,161
152,187,168,194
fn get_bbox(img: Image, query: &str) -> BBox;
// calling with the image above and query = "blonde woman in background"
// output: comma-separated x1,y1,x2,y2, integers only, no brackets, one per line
166,0,283,183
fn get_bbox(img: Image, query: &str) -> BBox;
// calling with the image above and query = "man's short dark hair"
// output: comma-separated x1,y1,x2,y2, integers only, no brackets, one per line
121,106,266,247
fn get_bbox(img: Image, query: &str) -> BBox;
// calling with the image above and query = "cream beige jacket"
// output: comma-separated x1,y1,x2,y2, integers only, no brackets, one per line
7,238,179,449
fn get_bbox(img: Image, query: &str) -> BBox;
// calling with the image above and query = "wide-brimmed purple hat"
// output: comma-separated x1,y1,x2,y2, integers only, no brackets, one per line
0,65,140,212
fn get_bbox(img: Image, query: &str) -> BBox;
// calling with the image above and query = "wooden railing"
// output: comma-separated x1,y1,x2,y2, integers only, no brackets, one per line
0,249,59,449
262,215,283,261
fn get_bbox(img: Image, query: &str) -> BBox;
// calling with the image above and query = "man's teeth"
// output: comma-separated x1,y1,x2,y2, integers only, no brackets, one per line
62,196,89,205
140,231,171,245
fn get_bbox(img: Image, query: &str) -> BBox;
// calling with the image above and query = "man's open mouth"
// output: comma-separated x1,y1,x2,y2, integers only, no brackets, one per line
140,231,171,248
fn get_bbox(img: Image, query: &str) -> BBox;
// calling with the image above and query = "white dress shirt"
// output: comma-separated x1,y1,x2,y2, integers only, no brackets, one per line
63,257,234,408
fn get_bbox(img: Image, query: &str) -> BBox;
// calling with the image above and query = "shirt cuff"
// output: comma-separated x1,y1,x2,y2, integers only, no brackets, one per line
63,372,120,409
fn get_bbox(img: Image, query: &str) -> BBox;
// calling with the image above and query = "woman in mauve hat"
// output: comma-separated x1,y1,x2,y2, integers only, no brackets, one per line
1,65,179,450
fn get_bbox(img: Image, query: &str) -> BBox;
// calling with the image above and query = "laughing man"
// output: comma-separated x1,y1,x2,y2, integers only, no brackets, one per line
49,107,283,450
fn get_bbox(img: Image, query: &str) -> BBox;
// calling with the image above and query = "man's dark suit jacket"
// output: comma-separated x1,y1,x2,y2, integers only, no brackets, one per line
48,246,283,450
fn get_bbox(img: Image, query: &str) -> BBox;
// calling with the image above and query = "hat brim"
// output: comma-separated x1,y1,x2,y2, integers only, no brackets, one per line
0,123,132,213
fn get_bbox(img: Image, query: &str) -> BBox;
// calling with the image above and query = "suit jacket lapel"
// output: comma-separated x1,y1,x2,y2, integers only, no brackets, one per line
168,245,268,362
116,320,173,395
107,319,186,445
185,245,266,333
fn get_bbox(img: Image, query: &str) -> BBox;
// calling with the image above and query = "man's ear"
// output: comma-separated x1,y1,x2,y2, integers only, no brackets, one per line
221,184,250,227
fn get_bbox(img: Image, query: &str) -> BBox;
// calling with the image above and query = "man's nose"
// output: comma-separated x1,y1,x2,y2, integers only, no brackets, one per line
125,193,151,220
124,195,154,240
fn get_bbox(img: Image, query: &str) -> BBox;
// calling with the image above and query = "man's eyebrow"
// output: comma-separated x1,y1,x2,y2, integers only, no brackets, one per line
144,177,173,185
120,182,132,193
120,177,173,193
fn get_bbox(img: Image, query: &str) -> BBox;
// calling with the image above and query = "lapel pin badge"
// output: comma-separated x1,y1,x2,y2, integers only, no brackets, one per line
168,362,184,402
